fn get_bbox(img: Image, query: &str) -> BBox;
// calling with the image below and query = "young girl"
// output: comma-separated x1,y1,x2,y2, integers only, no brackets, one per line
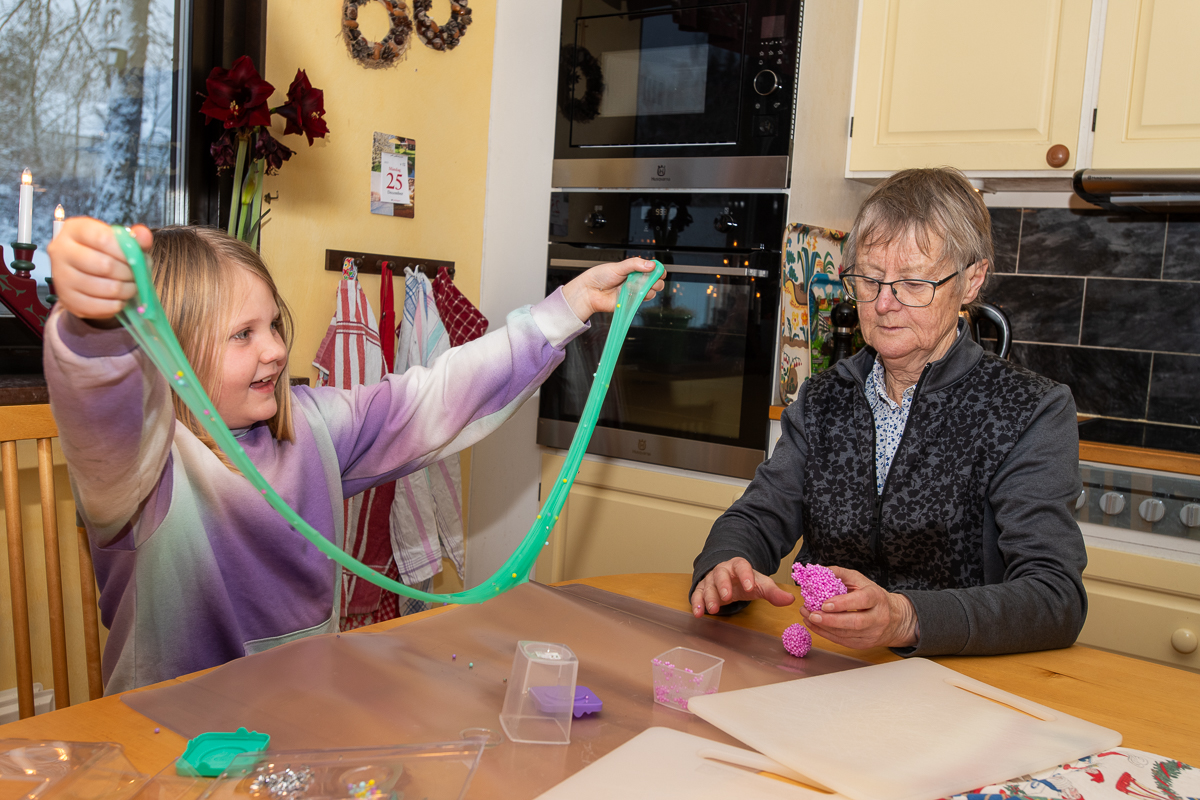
46,219,662,693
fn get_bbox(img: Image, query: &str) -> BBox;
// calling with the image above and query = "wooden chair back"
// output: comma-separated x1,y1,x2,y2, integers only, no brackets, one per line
1,403,103,719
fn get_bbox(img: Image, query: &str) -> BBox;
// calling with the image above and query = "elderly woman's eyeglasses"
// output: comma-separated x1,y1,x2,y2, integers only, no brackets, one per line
839,272,958,308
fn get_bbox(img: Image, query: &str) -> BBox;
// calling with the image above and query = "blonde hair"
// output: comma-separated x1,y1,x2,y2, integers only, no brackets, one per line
150,226,295,469
844,167,994,305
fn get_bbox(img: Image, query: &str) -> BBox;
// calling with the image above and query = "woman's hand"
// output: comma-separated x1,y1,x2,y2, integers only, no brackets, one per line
47,218,152,322
799,566,919,649
690,557,796,617
561,257,665,323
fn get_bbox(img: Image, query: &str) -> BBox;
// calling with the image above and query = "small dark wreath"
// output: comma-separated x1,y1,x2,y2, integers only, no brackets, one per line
342,0,412,69
413,0,472,52
558,44,604,123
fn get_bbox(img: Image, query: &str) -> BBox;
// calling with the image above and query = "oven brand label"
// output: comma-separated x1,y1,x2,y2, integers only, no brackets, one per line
652,164,670,182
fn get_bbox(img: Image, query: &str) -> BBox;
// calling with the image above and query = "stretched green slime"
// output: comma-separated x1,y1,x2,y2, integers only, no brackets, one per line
110,225,663,605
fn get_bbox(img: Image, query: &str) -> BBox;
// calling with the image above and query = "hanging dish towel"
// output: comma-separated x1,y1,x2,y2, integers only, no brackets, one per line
312,259,430,630
390,267,466,587
432,265,489,346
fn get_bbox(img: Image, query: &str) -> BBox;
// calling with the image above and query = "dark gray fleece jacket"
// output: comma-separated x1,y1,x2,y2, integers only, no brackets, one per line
691,323,1088,656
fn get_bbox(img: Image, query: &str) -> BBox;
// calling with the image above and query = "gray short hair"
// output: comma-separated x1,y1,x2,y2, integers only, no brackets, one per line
843,167,993,301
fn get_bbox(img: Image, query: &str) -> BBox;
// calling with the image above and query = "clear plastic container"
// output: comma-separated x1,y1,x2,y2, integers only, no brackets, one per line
651,646,724,713
196,741,485,799
0,739,147,799
499,641,579,745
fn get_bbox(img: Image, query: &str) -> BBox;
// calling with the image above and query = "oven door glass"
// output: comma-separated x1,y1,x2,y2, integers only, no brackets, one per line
541,251,775,453
568,4,746,148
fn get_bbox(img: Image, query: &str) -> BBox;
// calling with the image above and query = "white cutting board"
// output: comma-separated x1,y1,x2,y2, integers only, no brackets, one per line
688,657,1122,800
535,727,842,800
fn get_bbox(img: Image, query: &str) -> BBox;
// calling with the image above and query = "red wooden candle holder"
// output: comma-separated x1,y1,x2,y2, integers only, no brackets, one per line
0,242,52,339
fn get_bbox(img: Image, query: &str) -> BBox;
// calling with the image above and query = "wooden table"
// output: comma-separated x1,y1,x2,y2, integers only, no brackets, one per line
1,573,1198,779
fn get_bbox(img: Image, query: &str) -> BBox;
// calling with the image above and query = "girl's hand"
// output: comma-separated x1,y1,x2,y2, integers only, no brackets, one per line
798,566,919,650
561,257,665,323
47,218,152,322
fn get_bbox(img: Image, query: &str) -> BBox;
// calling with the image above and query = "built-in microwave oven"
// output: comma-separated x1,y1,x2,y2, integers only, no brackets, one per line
538,191,784,479
553,0,803,190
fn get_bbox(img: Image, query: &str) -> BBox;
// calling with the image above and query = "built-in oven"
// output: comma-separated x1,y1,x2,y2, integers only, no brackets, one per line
539,191,783,479
553,0,803,190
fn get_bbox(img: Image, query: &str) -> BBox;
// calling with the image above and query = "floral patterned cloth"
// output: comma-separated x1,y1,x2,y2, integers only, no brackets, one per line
946,748,1198,800
864,355,917,494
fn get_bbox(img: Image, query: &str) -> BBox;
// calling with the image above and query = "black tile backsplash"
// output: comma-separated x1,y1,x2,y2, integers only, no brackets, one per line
1016,209,1166,279
988,208,1200,447
1148,353,1200,427
1164,214,1200,282
1081,279,1200,352
1009,343,1151,419
990,207,1021,274
987,274,1083,345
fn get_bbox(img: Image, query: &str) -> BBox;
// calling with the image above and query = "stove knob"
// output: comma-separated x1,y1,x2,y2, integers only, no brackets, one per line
1181,503,1200,528
714,211,738,233
753,69,780,96
1099,491,1125,516
1138,498,1165,523
1074,489,1087,511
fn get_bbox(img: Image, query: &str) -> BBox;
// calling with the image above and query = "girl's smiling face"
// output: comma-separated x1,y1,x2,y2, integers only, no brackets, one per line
214,270,287,429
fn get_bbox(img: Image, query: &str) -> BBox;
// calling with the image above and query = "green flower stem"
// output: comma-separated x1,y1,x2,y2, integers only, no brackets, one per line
227,136,249,238
237,159,262,243
248,160,266,251
109,223,662,605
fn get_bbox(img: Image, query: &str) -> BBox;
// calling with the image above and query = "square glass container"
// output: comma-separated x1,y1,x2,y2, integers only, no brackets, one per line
651,646,724,713
499,641,579,745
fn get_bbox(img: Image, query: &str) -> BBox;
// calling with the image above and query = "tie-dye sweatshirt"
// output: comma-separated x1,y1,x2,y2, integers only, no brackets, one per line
44,289,586,693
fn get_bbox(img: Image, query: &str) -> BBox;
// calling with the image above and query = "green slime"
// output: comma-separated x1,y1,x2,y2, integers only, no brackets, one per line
110,225,664,605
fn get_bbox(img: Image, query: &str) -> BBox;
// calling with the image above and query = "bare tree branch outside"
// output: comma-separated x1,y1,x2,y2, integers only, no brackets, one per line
0,0,178,283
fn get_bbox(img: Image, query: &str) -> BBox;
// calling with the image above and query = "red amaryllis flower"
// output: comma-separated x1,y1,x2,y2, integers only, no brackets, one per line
252,129,294,174
274,69,328,145
209,130,238,172
200,55,274,129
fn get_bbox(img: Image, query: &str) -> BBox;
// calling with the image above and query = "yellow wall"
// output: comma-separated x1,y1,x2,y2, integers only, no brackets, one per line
261,0,494,378
262,1,495,558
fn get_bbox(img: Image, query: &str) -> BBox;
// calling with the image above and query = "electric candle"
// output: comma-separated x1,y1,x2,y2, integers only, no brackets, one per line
17,169,33,243
53,205,65,239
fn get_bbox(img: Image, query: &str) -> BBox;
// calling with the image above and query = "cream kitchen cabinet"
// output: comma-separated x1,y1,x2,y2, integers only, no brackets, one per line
1091,0,1200,169
847,0,1095,176
533,454,747,584
1079,546,1200,673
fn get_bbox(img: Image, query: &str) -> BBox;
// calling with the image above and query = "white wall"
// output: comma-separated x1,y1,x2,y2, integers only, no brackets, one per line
788,0,872,232
466,1,562,586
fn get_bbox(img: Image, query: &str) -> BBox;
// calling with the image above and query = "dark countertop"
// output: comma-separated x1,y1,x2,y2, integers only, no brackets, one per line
0,374,49,405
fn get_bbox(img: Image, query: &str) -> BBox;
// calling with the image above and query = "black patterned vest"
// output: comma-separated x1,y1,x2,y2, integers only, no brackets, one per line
800,343,1059,591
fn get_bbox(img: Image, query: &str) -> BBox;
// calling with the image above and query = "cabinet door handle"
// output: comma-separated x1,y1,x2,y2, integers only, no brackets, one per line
1046,144,1070,168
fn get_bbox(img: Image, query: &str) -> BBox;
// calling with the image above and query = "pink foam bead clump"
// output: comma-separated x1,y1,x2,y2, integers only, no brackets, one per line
782,623,812,658
792,563,848,613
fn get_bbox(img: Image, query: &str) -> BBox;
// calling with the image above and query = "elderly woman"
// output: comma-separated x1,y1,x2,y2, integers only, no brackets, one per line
690,167,1086,656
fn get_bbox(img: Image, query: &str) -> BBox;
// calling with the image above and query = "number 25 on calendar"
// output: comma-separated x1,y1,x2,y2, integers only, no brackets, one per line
380,152,411,206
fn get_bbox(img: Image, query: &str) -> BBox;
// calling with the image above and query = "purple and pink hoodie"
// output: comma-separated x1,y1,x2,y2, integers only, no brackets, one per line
44,290,585,693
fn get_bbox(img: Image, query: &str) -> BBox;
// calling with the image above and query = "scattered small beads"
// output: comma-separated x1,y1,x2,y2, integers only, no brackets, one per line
792,563,848,613
452,653,457,660
348,778,384,799
153,727,160,734
249,766,313,799
468,662,474,669
782,623,813,658
136,305,145,315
